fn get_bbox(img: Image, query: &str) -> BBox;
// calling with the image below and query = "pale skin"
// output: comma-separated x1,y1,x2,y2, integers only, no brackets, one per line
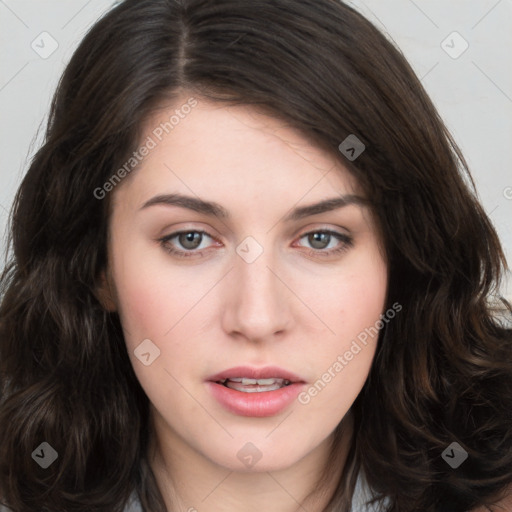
97,92,390,511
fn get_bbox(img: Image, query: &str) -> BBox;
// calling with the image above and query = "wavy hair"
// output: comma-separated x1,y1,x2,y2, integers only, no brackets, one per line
1,0,511,511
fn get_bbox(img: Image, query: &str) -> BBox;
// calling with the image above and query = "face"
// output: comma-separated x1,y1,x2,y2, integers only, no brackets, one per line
101,94,388,473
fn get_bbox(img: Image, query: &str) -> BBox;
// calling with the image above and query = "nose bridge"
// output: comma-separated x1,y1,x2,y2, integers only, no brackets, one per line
223,237,290,339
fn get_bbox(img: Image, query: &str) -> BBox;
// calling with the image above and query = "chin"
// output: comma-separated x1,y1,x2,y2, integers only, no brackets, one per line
202,434,321,474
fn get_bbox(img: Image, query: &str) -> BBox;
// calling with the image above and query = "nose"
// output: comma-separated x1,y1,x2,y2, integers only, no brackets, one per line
221,246,292,342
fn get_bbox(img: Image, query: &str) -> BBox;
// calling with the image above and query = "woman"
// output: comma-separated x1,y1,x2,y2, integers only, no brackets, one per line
1,1,511,511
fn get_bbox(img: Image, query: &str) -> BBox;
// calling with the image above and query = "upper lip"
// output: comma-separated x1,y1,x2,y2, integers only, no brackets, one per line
207,366,305,383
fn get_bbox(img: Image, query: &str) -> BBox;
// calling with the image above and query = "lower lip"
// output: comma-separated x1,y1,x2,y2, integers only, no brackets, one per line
206,381,305,417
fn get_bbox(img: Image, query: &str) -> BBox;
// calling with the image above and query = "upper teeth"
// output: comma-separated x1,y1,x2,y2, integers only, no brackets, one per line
219,377,291,385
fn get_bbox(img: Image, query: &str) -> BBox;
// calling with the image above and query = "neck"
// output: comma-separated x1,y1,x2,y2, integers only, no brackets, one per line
147,410,354,512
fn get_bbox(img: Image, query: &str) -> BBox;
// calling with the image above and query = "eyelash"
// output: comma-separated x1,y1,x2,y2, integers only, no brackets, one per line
157,229,353,259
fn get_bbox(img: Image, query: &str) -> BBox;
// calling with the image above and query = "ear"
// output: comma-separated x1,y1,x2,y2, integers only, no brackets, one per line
94,268,118,312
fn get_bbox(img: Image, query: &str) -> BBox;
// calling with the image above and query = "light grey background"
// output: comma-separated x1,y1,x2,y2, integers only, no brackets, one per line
0,0,511,298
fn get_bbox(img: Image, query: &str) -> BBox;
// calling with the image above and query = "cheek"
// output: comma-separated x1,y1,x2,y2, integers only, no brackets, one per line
108,240,219,401
298,250,387,407
110,257,200,408
310,249,387,349
109,240,211,345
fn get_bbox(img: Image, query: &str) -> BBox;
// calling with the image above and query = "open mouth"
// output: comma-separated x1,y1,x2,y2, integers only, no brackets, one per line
207,368,305,416
216,377,292,393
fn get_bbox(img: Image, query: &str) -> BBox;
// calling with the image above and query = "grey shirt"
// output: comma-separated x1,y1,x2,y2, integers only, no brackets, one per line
122,471,388,511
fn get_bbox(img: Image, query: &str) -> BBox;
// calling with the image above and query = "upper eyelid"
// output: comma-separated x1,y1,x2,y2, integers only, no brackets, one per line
162,229,216,241
161,229,218,246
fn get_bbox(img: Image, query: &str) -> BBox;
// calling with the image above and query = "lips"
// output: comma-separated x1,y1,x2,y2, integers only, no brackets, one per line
205,366,306,416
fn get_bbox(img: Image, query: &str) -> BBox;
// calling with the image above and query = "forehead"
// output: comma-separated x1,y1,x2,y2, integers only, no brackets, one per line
112,95,363,211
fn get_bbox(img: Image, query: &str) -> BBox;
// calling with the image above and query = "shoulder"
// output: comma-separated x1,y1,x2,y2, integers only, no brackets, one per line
352,475,512,512
352,471,390,511
123,490,143,512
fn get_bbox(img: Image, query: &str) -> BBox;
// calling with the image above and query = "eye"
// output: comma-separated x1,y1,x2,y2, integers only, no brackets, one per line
296,230,353,256
158,228,353,259
158,230,217,258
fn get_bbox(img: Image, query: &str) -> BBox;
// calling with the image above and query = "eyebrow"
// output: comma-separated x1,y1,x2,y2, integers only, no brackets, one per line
139,193,368,221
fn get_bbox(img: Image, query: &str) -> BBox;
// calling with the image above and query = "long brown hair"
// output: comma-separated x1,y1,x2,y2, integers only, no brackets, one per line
1,1,511,511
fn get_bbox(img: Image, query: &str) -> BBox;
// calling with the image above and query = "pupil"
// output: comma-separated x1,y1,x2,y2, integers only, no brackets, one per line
180,232,201,249
309,232,329,249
